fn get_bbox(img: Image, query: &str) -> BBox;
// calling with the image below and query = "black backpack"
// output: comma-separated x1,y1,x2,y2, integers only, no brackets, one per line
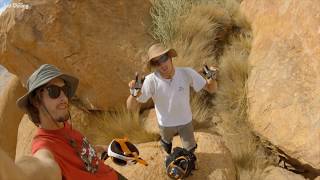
165,147,197,179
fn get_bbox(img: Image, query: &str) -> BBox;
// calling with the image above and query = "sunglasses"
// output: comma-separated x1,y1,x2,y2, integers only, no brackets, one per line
150,53,170,66
42,85,71,99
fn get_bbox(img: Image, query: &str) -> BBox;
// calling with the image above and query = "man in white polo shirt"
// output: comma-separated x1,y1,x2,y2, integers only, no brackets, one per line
126,43,217,154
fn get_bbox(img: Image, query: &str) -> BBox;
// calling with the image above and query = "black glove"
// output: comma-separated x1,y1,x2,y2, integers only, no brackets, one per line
130,72,144,97
202,64,217,80
100,150,109,160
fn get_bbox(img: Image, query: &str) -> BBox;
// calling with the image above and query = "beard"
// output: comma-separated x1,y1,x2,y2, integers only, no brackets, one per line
55,112,70,122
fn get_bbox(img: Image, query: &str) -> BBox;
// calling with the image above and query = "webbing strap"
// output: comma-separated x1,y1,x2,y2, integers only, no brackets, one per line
114,138,148,166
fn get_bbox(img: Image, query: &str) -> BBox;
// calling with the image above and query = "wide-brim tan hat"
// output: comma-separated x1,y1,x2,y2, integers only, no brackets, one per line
147,43,177,62
16,64,79,112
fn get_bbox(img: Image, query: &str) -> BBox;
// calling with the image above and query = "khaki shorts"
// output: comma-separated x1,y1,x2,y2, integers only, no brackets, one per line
159,122,196,151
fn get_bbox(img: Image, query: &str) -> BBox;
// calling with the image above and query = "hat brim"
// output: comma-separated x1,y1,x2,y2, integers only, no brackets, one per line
148,48,177,62
16,73,79,111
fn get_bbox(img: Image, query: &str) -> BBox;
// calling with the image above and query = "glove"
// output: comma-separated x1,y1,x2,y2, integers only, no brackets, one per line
202,64,218,80
101,150,109,160
129,72,144,97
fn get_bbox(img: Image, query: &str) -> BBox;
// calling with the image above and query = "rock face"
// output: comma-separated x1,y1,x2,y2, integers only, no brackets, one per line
15,115,37,159
106,132,236,180
0,0,153,110
262,166,305,180
242,0,320,171
0,69,26,159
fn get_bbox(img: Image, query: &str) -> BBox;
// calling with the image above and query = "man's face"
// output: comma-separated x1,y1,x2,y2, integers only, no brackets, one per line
158,57,173,75
151,53,173,75
39,78,69,122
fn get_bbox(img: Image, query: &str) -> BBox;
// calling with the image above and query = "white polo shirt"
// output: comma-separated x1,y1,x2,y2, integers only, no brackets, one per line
137,67,206,127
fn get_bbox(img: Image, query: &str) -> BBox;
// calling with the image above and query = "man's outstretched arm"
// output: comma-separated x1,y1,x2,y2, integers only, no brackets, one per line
126,94,141,112
0,148,61,180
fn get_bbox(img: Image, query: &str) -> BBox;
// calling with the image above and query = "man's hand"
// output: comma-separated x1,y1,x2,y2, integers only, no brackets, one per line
0,147,61,180
127,73,144,112
94,145,107,155
94,145,108,160
129,72,144,97
202,64,219,80
200,64,218,93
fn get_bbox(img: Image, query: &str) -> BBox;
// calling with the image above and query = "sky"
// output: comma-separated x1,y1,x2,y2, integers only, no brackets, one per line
0,0,11,14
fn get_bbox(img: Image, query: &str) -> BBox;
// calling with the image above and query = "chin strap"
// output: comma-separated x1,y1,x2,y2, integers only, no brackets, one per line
39,97,70,129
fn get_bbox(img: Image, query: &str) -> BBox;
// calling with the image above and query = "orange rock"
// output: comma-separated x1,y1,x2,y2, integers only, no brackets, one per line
242,0,320,170
15,115,37,159
0,0,153,110
0,70,26,159
262,166,305,180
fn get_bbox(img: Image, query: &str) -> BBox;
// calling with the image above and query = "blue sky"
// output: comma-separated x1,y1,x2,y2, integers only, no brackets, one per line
0,0,11,14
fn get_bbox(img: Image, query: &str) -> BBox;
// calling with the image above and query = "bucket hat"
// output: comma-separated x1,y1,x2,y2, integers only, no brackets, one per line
16,64,79,111
147,43,177,62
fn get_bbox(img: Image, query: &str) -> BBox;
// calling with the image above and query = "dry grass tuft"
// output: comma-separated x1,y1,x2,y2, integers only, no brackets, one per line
150,0,250,68
71,107,159,145
151,1,233,67
191,91,215,130
215,33,251,115
150,0,194,44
